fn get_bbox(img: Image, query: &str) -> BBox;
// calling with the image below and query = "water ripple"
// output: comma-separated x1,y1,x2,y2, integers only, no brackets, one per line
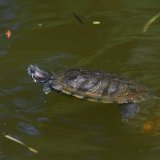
17,122,40,136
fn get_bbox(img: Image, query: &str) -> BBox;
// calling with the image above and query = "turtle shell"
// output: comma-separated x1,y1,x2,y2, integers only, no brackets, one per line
50,68,151,104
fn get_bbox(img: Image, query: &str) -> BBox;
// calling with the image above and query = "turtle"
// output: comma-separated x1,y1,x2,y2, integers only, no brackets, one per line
27,64,154,119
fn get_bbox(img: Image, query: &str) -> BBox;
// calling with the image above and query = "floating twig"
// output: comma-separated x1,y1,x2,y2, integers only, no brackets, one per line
4,134,38,154
143,12,160,33
72,12,84,24
154,96,160,101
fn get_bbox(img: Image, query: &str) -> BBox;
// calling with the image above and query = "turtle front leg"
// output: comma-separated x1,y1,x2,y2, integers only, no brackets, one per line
120,103,139,120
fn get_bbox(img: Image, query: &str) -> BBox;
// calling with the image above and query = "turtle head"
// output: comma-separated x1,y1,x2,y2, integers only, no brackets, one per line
27,65,50,83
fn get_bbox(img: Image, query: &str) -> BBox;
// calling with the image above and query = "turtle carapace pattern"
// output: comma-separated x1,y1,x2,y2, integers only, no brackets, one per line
27,65,152,119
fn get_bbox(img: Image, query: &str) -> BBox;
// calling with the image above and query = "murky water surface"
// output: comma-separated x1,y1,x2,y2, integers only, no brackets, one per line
1,0,160,159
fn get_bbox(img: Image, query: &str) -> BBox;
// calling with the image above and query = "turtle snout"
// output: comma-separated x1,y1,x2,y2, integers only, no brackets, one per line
27,65,37,75
27,65,50,83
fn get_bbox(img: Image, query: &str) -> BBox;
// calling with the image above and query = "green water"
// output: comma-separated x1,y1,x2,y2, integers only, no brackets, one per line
1,0,160,159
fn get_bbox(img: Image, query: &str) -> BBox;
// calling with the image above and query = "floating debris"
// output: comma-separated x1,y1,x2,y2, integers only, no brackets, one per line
143,12,160,33
143,118,160,135
5,30,12,39
143,121,154,132
92,21,101,25
38,23,43,27
4,134,38,154
72,12,84,24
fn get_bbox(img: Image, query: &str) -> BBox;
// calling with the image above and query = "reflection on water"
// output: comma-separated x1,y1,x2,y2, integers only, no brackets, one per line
1,0,160,159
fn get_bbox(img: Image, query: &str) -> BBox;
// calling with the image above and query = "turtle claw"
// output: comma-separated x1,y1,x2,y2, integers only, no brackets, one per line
120,103,139,120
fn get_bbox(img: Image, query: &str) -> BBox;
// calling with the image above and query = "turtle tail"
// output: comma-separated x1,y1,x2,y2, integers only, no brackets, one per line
27,65,51,83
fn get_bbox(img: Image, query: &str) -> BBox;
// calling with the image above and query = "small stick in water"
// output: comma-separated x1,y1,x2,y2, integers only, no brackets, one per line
4,134,38,154
143,12,160,33
72,12,84,24
154,96,160,101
